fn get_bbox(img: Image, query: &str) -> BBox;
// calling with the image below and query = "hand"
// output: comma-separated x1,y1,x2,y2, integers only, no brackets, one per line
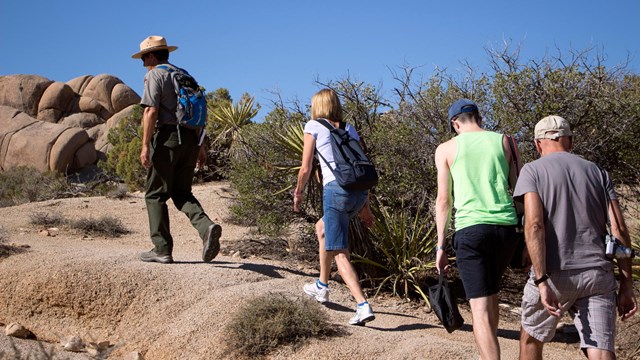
358,206,375,228
293,193,303,212
436,249,449,274
196,146,207,170
617,282,638,321
539,283,563,317
521,247,532,268
140,145,151,169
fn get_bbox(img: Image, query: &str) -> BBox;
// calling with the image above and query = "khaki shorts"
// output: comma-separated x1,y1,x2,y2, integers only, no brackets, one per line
521,268,617,352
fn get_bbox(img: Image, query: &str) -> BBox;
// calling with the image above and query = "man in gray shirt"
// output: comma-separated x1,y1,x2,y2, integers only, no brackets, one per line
132,35,221,264
514,115,636,359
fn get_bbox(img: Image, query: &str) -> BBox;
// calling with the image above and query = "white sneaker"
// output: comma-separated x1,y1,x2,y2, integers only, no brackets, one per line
303,282,329,303
349,303,375,325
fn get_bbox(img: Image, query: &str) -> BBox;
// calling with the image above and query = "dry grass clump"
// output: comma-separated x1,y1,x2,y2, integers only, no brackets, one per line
29,212,67,227
0,166,69,208
71,216,129,238
225,293,337,357
0,226,27,259
105,184,129,200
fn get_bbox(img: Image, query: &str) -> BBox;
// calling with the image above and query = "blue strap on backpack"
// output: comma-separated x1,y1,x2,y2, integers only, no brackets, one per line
156,64,207,145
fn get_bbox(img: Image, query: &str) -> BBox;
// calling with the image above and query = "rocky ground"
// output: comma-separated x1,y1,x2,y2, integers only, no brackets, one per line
0,182,637,359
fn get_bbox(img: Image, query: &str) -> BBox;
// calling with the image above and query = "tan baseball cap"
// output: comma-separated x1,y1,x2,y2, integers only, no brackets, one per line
534,115,573,140
131,35,178,59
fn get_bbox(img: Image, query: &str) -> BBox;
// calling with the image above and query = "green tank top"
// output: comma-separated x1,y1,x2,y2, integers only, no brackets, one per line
450,131,517,230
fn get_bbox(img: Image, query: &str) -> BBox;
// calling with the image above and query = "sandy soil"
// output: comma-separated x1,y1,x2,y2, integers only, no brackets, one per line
0,182,632,359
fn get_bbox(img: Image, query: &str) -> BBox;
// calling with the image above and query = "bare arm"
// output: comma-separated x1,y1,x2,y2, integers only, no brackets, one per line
293,133,316,212
609,199,638,320
140,106,158,169
358,195,375,228
434,143,453,272
524,192,562,316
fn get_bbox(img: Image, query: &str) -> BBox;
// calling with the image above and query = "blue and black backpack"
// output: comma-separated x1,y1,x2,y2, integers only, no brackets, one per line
156,64,207,144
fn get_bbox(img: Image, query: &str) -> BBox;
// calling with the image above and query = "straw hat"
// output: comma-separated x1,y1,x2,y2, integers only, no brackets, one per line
131,35,178,59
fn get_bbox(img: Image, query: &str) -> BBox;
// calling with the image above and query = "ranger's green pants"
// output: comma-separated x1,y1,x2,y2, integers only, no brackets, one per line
145,127,213,256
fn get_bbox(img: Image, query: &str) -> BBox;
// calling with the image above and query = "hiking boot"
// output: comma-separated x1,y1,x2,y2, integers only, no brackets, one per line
303,282,329,303
349,303,375,325
140,250,173,264
202,224,222,262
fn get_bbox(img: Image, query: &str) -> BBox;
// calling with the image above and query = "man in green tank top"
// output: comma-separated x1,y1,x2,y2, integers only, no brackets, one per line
435,99,519,360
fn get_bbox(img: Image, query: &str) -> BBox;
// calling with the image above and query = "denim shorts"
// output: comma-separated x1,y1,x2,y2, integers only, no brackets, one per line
322,181,368,251
453,224,518,298
521,268,617,352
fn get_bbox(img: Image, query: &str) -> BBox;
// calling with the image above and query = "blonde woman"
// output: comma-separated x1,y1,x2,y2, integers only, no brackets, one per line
294,88,375,325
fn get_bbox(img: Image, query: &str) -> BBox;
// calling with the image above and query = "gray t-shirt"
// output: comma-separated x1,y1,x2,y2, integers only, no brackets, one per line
513,152,615,272
140,64,178,126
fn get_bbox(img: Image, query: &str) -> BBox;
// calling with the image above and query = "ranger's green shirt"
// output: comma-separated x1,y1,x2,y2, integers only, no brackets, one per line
450,131,517,230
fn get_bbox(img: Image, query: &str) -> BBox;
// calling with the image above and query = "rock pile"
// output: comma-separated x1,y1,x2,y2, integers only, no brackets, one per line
0,74,140,173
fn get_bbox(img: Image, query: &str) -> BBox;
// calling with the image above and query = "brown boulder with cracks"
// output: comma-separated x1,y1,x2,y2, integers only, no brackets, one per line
0,74,141,173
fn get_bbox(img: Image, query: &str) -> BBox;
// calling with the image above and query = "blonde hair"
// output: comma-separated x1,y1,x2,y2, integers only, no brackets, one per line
311,89,343,122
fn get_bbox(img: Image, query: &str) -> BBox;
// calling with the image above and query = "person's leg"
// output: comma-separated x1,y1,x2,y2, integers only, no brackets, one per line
303,219,331,302
584,348,615,360
145,131,174,256
573,269,617,360
519,327,544,360
171,130,214,239
316,219,332,285
333,250,366,304
469,294,500,360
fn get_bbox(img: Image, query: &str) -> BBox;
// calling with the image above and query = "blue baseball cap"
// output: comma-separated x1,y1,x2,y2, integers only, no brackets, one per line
448,99,478,120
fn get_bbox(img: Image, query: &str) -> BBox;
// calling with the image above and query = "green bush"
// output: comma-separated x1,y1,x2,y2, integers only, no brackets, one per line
0,166,69,208
99,105,146,192
229,119,307,236
225,293,336,357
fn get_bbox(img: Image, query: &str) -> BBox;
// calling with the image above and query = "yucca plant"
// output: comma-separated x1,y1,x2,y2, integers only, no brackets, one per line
630,218,640,281
271,121,323,214
209,96,259,160
353,196,438,306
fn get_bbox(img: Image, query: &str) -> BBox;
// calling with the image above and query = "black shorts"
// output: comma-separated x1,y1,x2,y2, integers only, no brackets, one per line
453,224,518,299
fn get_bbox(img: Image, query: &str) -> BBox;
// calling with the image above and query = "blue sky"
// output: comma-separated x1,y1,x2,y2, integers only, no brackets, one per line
1,0,638,121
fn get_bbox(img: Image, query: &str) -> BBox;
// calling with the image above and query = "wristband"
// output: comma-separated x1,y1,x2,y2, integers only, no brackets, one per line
435,245,445,251
533,272,551,286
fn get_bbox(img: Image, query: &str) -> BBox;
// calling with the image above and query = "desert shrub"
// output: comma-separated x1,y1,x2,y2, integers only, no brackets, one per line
71,216,129,237
105,184,129,200
0,226,27,259
29,212,67,227
353,197,437,304
229,117,308,236
225,293,335,357
0,166,70,208
99,105,146,192
0,226,7,244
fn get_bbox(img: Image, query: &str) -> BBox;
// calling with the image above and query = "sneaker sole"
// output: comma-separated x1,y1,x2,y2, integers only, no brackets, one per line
140,254,174,264
203,224,222,262
350,315,375,326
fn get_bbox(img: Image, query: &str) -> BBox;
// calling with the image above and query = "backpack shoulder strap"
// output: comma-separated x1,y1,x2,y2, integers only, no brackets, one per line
155,64,174,73
506,134,520,177
311,119,339,175
315,118,335,131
